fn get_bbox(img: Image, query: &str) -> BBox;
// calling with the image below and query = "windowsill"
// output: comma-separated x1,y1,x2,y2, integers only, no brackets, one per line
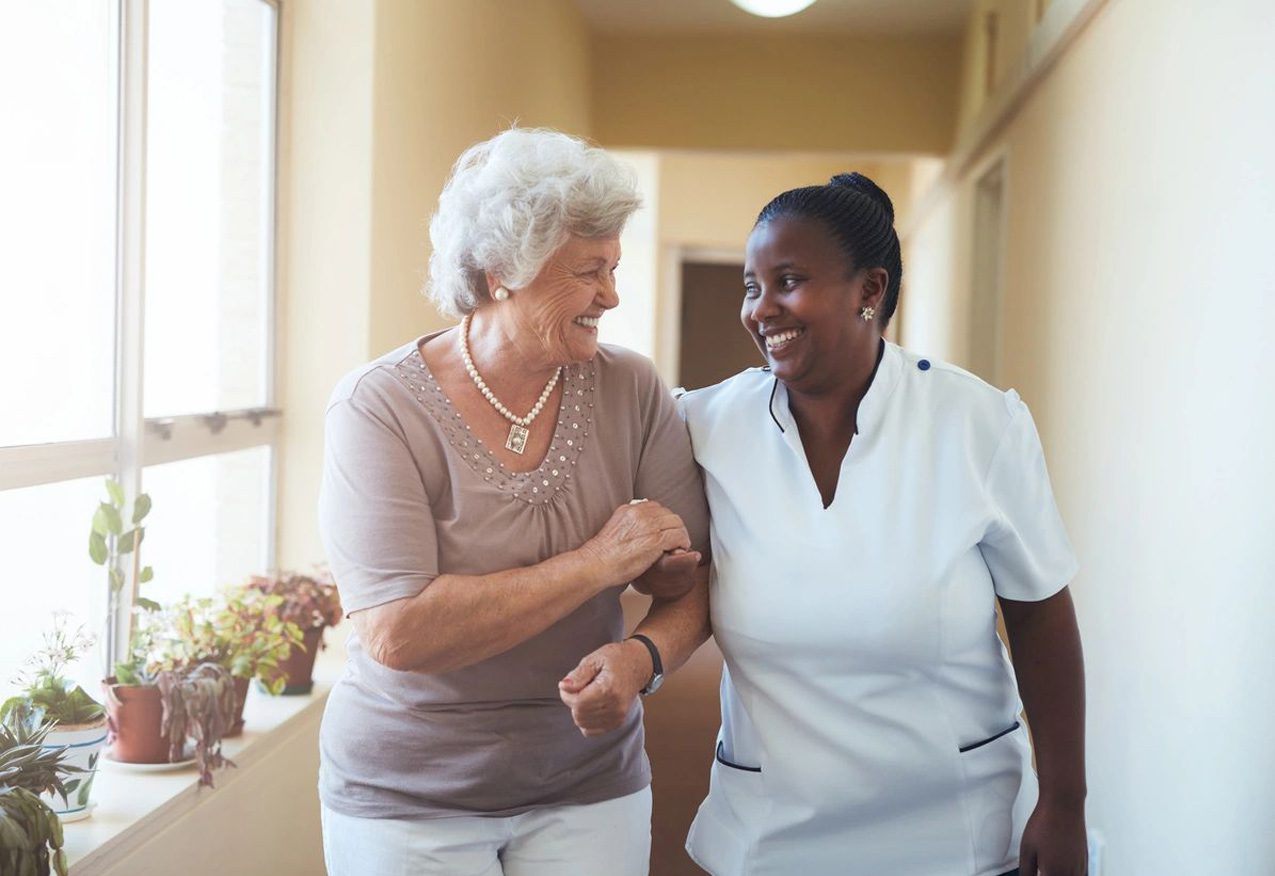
63,627,348,875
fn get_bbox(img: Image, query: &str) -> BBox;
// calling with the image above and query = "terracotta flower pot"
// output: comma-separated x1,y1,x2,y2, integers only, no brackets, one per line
103,678,170,764
225,675,251,738
276,627,325,695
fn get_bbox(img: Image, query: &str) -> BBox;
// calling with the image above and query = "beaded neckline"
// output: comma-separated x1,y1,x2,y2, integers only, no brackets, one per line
393,347,596,506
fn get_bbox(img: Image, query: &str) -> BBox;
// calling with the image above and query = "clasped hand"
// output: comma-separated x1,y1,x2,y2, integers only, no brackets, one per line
558,638,651,737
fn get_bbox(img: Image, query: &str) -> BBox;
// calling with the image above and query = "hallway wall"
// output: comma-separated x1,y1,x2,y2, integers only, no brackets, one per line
277,0,593,570
591,32,961,153
903,0,1275,871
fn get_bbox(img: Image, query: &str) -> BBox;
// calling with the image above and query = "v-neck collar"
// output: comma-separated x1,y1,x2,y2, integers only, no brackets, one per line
766,340,904,442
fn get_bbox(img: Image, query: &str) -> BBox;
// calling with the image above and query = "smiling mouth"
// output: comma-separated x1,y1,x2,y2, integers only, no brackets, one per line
574,315,600,329
764,327,804,351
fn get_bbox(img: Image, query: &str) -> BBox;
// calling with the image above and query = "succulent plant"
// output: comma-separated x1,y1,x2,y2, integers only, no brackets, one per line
0,716,83,876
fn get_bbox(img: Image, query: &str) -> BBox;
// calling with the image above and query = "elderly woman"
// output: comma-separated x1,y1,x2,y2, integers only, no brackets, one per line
317,128,709,876
564,173,1087,876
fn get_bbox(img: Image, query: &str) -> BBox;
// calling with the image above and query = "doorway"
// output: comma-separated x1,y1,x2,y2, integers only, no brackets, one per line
970,159,1007,385
677,260,762,390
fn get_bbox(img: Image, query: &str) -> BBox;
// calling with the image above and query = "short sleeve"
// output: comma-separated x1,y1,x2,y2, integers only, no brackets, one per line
318,394,439,615
635,372,711,558
978,395,1078,601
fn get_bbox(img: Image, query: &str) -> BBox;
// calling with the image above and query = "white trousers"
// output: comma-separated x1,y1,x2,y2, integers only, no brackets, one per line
321,787,652,876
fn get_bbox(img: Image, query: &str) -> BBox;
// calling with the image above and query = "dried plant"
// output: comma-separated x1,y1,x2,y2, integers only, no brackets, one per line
156,664,238,788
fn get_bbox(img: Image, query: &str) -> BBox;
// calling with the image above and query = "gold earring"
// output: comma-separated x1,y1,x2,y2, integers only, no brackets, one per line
860,306,876,322
493,286,509,302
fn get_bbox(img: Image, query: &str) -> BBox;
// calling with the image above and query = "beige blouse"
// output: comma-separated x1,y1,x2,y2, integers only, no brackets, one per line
318,332,710,819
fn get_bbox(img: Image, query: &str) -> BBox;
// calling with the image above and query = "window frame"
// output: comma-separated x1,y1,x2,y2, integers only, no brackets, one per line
0,0,282,668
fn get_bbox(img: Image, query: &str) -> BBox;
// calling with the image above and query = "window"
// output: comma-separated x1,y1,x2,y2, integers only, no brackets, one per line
0,0,280,697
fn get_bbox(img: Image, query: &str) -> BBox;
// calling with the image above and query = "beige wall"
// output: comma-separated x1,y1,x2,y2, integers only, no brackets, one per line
614,151,922,383
275,0,376,571
904,0,1275,872
277,0,593,571
591,33,961,154
368,0,593,355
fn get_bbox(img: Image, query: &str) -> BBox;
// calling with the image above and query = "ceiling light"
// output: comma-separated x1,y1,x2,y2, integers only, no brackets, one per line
729,0,818,18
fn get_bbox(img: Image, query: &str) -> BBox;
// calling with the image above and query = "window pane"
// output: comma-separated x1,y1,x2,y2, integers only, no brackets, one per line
144,0,276,418
0,478,110,702
141,446,271,602
0,4,117,447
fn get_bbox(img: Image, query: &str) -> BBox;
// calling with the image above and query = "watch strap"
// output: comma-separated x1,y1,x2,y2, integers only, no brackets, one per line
628,633,663,693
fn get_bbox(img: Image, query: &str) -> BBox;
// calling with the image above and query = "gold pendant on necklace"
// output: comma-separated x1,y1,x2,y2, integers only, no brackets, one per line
506,423,530,454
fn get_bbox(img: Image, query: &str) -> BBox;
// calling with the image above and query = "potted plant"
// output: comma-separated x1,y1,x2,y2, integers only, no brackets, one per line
245,570,343,695
0,617,107,822
0,714,81,875
162,591,303,736
88,478,153,667
104,604,239,787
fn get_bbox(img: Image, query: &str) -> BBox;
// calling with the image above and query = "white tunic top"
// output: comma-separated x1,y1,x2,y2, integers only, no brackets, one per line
680,342,1078,876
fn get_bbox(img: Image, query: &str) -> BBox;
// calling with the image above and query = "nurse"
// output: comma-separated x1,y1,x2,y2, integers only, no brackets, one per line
561,172,1088,876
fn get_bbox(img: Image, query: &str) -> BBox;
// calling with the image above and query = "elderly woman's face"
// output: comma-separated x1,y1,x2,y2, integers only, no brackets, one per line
512,234,621,365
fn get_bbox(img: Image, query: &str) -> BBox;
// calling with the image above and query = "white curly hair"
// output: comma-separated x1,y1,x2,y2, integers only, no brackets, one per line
426,128,642,319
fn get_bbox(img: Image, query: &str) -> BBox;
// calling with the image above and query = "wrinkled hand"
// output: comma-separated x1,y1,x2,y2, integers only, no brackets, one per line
632,548,701,599
558,640,651,737
580,500,692,587
1019,799,1088,876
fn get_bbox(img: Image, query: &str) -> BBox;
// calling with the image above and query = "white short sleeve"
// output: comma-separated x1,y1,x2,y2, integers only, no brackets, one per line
979,394,1079,601
318,396,439,615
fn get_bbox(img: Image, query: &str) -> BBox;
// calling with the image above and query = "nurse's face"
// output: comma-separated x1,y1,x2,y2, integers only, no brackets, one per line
742,215,887,393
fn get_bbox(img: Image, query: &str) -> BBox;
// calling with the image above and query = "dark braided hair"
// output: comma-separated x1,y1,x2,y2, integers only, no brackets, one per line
755,172,903,326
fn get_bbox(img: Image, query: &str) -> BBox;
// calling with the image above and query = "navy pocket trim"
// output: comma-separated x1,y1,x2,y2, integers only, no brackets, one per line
958,720,1021,753
715,741,762,773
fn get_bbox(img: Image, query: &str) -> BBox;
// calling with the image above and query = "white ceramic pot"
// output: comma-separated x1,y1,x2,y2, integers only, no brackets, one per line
42,719,109,822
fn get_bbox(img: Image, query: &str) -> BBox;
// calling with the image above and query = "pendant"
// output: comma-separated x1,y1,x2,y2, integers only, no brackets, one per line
505,423,529,454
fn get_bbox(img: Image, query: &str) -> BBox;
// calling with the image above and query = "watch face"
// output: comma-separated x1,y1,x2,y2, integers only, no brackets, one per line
643,673,665,696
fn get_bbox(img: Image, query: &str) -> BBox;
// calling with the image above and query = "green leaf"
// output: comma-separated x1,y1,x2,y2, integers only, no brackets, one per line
105,478,125,508
132,493,152,524
88,531,108,565
139,566,154,584
91,507,110,537
98,503,122,536
117,529,136,553
109,568,124,593
136,596,161,612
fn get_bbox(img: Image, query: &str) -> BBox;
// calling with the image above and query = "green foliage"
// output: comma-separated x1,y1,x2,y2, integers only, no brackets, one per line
112,588,305,698
0,787,67,876
87,478,152,595
0,716,83,876
0,716,83,803
0,618,104,729
143,591,303,695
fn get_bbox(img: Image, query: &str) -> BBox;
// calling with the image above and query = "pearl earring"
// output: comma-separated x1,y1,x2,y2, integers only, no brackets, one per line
493,286,509,302
860,305,876,322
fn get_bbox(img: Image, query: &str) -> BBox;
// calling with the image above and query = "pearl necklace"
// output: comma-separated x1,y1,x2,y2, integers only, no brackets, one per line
459,313,561,455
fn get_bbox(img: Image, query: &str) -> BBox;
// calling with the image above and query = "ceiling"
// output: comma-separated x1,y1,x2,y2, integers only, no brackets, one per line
573,0,976,37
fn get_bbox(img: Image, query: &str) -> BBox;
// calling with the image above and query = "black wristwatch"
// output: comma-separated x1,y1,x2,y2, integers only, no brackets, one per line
628,634,665,696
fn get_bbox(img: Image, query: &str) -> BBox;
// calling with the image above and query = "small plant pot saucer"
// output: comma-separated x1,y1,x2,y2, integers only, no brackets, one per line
103,750,196,772
57,802,97,823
